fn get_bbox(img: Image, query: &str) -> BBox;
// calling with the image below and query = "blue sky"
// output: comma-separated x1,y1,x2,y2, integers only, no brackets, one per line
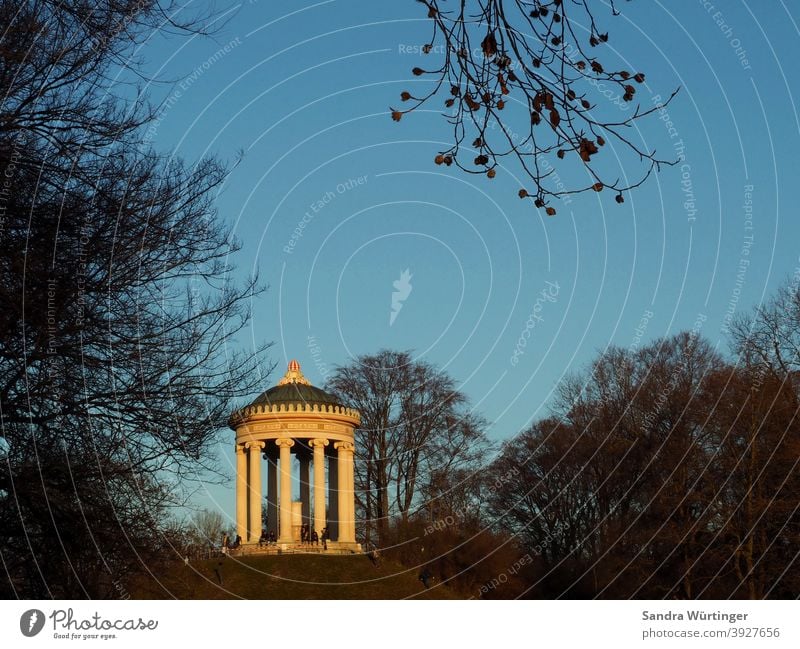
134,1,800,517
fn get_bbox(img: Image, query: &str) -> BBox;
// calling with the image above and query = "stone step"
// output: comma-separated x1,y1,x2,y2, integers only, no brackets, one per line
231,542,361,557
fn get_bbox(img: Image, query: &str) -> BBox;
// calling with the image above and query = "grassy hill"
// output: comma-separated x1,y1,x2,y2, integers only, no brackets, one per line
131,554,458,599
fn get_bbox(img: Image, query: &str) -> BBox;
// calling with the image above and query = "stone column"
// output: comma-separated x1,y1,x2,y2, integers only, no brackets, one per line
266,450,278,537
335,441,355,543
236,444,247,542
310,438,328,538
346,443,356,542
299,450,311,528
247,441,265,543
276,438,295,543
327,448,339,540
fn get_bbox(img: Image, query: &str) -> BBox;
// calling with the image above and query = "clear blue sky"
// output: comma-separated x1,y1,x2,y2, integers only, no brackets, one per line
134,1,800,519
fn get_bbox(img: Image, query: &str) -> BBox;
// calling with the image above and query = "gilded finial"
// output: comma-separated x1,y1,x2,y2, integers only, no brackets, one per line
277,359,311,386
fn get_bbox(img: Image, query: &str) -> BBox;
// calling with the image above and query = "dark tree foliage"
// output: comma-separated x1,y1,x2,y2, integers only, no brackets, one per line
393,0,678,213
0,0,269,597
485,329,800,599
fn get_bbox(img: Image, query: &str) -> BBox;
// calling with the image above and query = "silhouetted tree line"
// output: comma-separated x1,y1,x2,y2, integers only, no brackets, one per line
330,281,799,599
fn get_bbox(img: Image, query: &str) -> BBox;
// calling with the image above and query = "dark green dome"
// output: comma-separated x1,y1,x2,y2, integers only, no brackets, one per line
242,359,348,410
249,381,343,408
229,360,358,428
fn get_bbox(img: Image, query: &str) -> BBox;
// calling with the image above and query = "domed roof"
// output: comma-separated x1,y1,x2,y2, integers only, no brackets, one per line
246,360,345,409
250,382,343,408
229,360,359,429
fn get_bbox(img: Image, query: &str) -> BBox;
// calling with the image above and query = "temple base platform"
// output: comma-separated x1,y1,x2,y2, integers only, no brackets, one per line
230,541,362,556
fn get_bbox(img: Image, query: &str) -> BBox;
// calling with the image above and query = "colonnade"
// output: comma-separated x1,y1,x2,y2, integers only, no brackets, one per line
235,437,355,545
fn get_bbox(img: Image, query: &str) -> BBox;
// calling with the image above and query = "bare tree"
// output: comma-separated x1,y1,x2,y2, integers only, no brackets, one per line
393,0,678,213
730,278,800,385
189,509,226,553
0,1,270,597
326,350,489,544
486,331,799,598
